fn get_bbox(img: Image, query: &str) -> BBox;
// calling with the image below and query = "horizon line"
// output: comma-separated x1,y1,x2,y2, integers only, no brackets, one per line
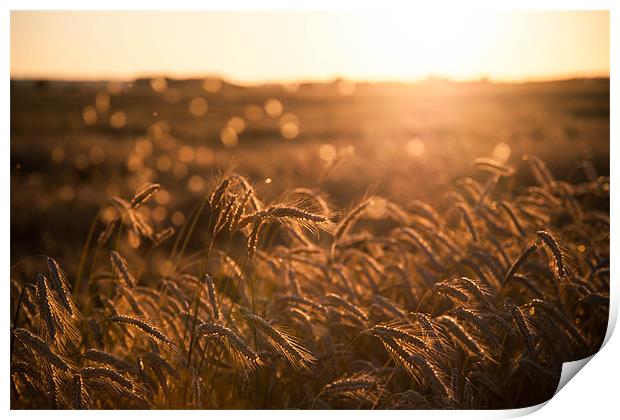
10,72,611,87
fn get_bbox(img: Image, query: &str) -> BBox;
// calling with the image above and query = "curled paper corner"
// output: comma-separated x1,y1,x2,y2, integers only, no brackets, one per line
496,356,598,418
546,284,617,404
554,355,595,396
602,289,618,348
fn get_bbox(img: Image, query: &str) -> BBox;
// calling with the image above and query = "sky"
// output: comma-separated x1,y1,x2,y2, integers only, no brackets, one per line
10,11,610,83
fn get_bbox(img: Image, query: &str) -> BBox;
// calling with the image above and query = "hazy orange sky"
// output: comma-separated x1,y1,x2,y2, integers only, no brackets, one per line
10,11,609,83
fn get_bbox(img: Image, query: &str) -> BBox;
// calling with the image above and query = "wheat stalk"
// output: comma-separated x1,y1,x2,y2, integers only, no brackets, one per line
110,251,137,288
197,322,263,371
241,309,316,371
13,328,69,371
109,315,173,346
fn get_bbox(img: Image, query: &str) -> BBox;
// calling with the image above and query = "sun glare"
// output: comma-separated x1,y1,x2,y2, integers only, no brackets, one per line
345,12,493,79
10,11,609,82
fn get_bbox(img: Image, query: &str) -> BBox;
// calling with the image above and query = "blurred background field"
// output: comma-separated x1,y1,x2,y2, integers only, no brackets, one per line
10,76,610,268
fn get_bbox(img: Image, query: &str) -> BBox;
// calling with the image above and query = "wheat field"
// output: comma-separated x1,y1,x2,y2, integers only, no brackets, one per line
10,148,609,408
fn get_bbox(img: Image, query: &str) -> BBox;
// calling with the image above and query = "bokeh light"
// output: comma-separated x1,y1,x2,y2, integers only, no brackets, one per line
188,175,205,192
135,137,153,158
493,142,512,162
150,77,167,93
127,152,143,172
366,197,388,218
51,147,65,163
227,116,246,134
59,185,75,201
28,173,41,187
220,127,239,148
195,146,215,166
152,206,167,223
189,97,208,116
156,155,173,172
178,145,195,163
155,189,171,206
406,138,425,157
202,78,222,93
75,154,89,170
264,98,283,118
110,111,127,128
82,106,97,125
149,121,171,139
280,122,299,139
171,211,186,226
318,144,336,161
95,91,111,113
140,167,155,183
280,113,299,126
157,259,174,276
100,206,116,223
